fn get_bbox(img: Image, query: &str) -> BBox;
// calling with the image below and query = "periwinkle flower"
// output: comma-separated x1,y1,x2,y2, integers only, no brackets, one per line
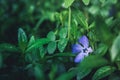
72,35,93,63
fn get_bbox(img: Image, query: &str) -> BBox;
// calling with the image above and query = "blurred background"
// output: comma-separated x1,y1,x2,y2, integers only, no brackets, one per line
0,0,120,80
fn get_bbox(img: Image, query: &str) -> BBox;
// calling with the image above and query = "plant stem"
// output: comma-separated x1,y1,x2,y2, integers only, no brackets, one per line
68,7,71,39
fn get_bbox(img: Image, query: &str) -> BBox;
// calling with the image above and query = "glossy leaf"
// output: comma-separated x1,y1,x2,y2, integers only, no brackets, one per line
78,55,108,69
46,52,75,59
82,0,90,5
18,28,28,52
47,41,56,54
47,31,56,41
49,64,57,80
58,38,68,52
27,36,35,47
73,10,88,29
34,64,44,80
95,44,108,56
0,43,18,52
63,0,74,8
26,38,50,52
77,68,91,80
56,70,76,80
111,34,120,61
39,46,47,58
59,28,67,39
92,66,116,80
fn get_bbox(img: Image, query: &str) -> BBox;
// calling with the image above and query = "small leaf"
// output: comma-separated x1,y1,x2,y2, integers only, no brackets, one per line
92,66,116,80
77,68,91,80
110,34,120,61
49,64,57,80
26,38,50,52
82,0,90,5
39,46,47,58
58,38,68,52
47,31,56,41
34,64,44,80
78,55,108,69
63,0,75,8
73,10,88,29
47,41,56,54
59,28,67,38
46,52,75,59
56,70,76,80
18,28,28,52
0,43,18,52
95,44,108,56
28,36,35,47
99,0,106,3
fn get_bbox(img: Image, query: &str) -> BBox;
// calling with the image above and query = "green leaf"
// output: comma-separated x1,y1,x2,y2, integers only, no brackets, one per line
46,52,75,59
110,34,120,61
63,0,75,8
49,64,57,80
77,68,91,80
47,31,56,41
18,28,28,52
78,55,108,69
99,0,106,3
56,70,76,80
58,38,68,52
47,41,56,54
59,28,67,38
34,64,44,80
0,43,18,52
73,10,88,29
39,46,47,58
95,44,108,56
76,55,108,79
26,38,50,52
82,0,90,5
27,36,35,47
92,66,116,80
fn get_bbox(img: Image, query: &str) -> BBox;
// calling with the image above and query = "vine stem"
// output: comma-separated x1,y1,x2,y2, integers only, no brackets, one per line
68,7,71,39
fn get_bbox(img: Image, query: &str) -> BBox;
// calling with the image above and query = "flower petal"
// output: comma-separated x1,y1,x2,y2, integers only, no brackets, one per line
78,35,89,48
88,47,93,53
74,53,85,63
72,44,83,54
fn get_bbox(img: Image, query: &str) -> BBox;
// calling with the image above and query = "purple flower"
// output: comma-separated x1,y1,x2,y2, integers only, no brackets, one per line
72,35,93,63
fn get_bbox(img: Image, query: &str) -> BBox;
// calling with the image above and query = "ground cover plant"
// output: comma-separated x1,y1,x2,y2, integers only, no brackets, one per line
0,0,120,80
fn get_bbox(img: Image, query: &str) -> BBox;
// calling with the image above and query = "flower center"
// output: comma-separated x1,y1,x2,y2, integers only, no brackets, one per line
83,48,88,53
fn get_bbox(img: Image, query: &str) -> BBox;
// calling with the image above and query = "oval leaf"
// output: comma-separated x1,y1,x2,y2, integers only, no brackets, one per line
63,0,75,8
47,41,56,54
47,31,56,41
26,38,50,52
58,38,68,52
18,28,28,51
59,28,67,39
92,66,116,80
82,0,90,5
111,34,120,61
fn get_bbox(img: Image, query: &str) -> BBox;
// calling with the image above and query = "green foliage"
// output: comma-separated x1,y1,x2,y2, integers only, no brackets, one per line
63,0,75,8
111,34,120,61
47,31,56,41
0,0,120,80
92,66,116,80
82,0,90,5
58,38,68,52
18,28,28,52
26,38,50,52
47,41,56,54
